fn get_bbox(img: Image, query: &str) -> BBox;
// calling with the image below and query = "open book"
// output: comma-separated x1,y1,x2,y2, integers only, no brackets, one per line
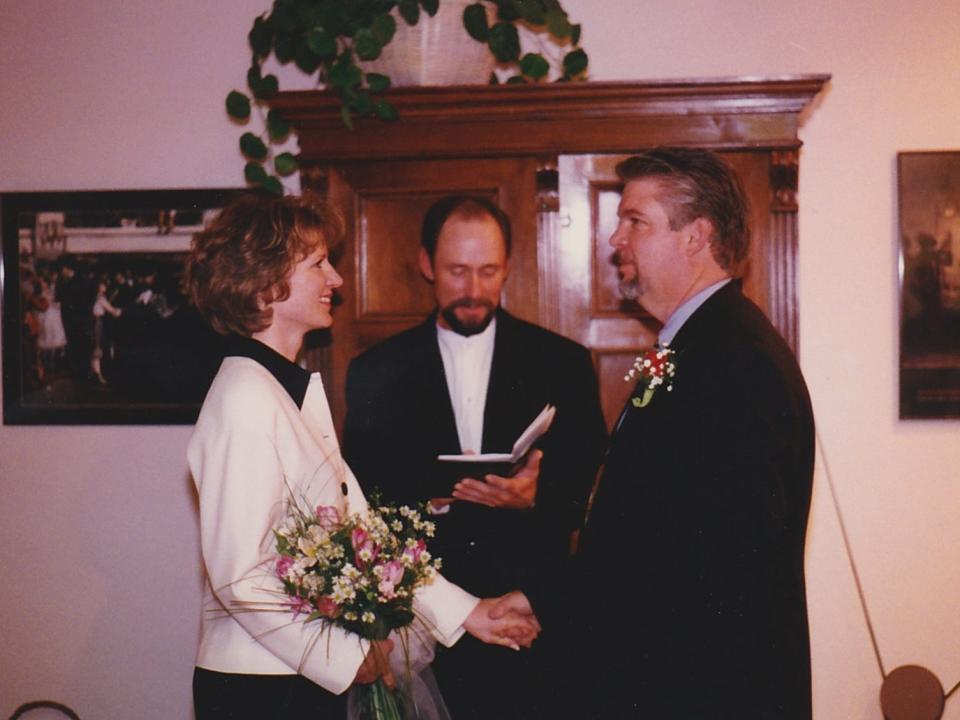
436,404,556,482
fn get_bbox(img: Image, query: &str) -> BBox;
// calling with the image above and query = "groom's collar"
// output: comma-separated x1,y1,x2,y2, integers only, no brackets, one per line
658,278,732,347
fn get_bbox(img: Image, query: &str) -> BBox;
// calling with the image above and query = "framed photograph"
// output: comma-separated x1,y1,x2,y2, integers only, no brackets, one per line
898,151,960,418
2,188,242,424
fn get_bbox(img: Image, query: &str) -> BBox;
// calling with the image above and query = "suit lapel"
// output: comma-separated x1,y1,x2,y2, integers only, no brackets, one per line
481,311,528,454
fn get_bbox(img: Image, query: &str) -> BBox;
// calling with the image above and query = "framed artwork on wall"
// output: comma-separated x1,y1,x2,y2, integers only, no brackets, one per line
1,188,241,425
898,151,960,419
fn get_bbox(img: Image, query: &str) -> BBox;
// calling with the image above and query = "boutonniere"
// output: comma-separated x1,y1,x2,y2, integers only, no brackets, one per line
625,345,677,408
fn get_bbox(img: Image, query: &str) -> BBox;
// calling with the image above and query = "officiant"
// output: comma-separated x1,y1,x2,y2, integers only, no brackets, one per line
344,194,607,719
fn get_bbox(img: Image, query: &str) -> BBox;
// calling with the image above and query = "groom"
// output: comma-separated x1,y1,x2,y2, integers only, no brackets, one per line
573,148,816,718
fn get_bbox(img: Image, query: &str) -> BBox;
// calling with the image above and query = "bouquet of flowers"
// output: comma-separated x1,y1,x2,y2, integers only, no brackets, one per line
625,344,677,408
273,495,444,720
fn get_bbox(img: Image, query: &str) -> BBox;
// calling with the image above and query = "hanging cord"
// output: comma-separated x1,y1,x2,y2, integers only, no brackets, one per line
817,431,886,678
818,431,957,706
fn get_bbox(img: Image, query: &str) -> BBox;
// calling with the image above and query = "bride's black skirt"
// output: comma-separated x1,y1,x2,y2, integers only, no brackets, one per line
193,667,346,719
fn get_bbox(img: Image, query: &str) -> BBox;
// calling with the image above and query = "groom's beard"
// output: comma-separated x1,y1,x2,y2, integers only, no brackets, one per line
615,255,642,301
619,275,641,301
440,298,497,337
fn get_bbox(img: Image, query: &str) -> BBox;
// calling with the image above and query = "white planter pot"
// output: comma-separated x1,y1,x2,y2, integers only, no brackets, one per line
363,1,495,86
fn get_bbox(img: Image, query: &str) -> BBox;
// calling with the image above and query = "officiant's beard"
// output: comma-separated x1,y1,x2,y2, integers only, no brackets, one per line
441,298,497,336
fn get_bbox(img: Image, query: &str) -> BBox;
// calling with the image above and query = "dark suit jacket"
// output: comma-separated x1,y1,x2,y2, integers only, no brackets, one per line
344,309,606,717
577,282,815,719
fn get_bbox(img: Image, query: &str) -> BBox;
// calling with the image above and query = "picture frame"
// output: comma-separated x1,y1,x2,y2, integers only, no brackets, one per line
2,188,242,424
897,151,960,419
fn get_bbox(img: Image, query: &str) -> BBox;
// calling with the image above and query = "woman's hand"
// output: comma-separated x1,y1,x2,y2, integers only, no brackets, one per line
353,638,395,688
464,591,542,650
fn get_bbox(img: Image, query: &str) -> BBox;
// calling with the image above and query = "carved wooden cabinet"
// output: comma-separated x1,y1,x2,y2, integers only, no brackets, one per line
272,76,829,431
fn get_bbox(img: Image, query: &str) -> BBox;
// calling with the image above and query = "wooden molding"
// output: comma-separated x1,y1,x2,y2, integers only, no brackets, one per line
272,76,830,162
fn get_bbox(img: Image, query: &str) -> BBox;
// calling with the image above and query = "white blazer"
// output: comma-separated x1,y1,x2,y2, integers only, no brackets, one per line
188,353,478,694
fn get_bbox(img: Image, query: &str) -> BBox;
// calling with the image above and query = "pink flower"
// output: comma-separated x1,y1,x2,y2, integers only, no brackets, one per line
403,539,426,564
275,555,294,579
315,505,340,529
315,596,340,618
377,560,405,599
285,595,312,619
351,527,378,568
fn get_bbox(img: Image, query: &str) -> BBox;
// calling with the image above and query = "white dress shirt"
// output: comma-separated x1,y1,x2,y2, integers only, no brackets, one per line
436,317,496,453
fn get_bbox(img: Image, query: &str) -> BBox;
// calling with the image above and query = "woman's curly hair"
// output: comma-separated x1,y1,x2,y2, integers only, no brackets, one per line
185,192,344,336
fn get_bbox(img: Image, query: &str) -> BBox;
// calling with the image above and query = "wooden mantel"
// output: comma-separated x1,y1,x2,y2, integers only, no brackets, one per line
271,75,830,162
274,75,830,431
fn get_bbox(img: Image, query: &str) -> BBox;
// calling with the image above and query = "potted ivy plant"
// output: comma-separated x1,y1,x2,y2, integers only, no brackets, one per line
226,0,589,194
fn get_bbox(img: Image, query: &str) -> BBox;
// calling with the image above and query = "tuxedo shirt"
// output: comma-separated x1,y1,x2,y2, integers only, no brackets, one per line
188,337,477,695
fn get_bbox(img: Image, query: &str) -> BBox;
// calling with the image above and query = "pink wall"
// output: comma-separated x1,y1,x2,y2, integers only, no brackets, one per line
2,1,959,718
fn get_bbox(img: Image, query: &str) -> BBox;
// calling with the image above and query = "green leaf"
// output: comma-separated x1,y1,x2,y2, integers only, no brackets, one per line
269,0,298,33
354,28,382,61
267,109,292,141
340,104,354,130
520,52,549,79
294,42,322,74
226,91,251,120
252,73,279,100
366,72,391,93
420,0,439,16
262,175,284,196
517,0,546,25
274,152,299,176
329,54,363,89
545,8,572,37
488,22,521,62
495,0,522,22
274,33,295,63
306,28,337,58
375,99,398,120
248,15,273,58
463,3,489,41
562,47,588,78
570,23,582,46
244,161,268,184
348,90,375,115
399,0,420,25
371,13,397,44
240,132,269,161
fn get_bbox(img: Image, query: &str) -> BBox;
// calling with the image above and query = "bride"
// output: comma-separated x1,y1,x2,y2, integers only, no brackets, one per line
184,192,539,719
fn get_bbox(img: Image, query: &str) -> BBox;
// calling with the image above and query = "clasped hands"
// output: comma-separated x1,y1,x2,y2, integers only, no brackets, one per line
353,591,540,687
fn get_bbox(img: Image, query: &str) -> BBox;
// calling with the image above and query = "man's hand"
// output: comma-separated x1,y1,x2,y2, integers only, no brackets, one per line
353,638,395,688
452,449,542,510
464,591,542,650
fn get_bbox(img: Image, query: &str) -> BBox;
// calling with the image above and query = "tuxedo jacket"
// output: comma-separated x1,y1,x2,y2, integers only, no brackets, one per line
344,308,607,612
578,282,815,719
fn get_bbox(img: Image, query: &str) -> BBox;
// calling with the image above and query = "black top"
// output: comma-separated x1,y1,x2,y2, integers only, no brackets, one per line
224,335,310,409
